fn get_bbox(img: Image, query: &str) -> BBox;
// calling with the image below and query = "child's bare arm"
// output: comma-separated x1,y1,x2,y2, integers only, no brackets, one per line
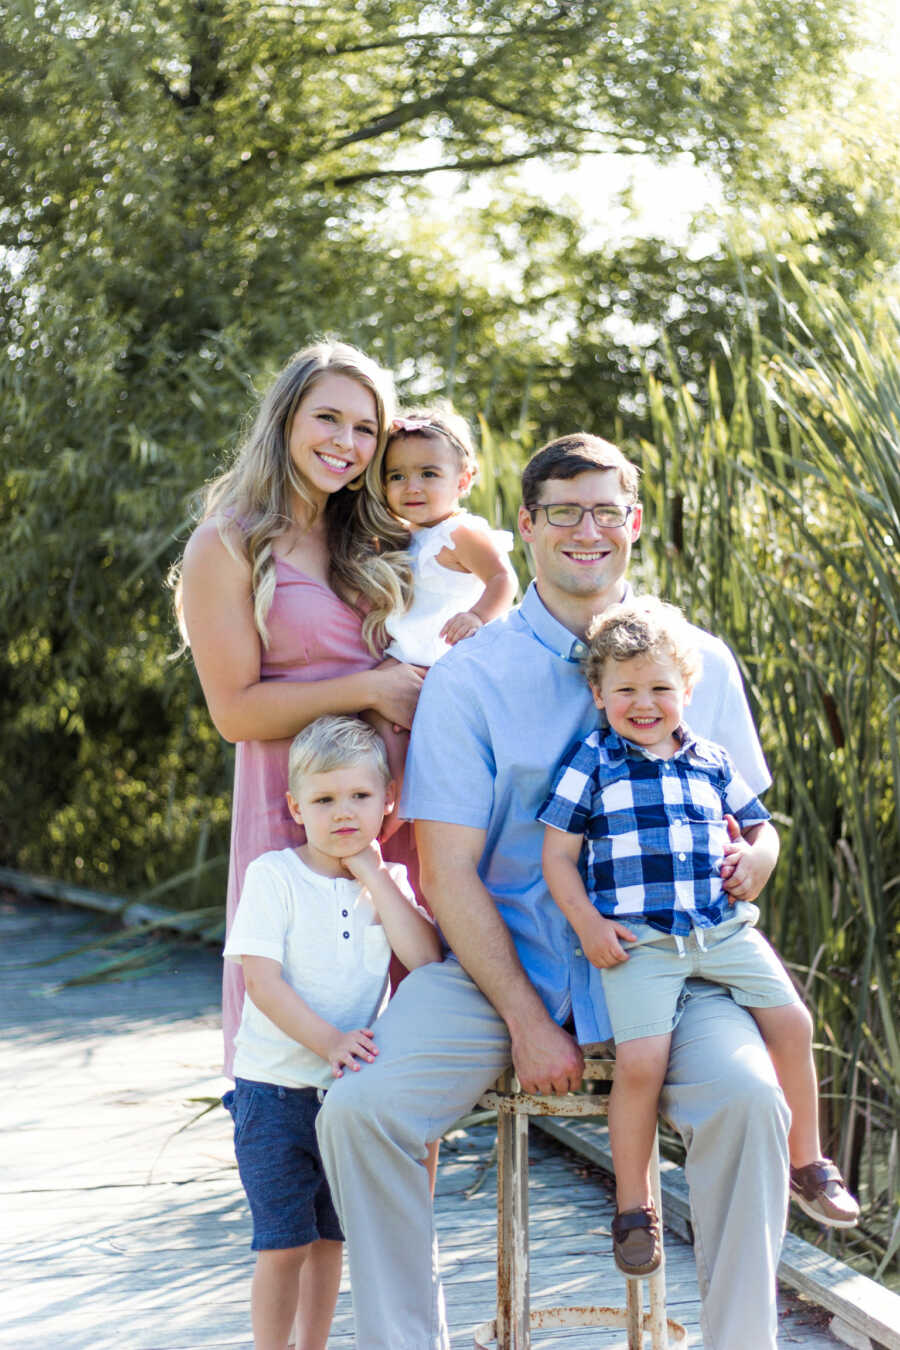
439,522,518,644
721,816,780,902
242,954,376,1076
542,826,636,968
342,842,441,970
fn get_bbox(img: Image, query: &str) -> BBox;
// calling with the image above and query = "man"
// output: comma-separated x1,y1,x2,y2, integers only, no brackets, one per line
318,434,789,1350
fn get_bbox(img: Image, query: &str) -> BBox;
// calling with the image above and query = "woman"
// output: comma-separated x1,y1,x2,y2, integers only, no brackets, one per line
179,340,424,1073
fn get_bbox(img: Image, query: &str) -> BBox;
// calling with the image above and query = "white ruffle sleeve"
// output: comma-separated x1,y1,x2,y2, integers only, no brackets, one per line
384,512,514,666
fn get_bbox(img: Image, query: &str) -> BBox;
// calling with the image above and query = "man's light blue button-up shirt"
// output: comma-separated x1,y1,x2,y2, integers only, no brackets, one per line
401,581,770,1043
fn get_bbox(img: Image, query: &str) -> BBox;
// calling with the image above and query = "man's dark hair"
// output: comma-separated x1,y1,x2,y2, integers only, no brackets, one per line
521,434,640,508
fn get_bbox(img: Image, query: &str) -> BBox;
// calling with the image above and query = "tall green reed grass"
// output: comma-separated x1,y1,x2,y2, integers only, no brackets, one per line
635,283,898,1278
473,276,898,1278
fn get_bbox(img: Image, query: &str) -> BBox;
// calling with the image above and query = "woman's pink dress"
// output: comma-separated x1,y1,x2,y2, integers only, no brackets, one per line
222,555,380,1075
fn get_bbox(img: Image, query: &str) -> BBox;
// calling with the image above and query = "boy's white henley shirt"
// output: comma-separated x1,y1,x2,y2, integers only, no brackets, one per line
224,848,415,1089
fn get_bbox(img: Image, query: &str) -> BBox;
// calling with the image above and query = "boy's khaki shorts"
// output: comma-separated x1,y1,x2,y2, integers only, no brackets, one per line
601,902,800,1045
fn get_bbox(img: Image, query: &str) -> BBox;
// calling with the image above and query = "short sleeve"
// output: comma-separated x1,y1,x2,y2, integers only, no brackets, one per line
223,855,290,966
716,750,771,828
536,737,596,835
400,654,495,827
449,513,514,555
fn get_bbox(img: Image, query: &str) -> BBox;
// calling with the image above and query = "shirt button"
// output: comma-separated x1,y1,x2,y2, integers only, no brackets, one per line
575,947,583,957
679,853,687,861
341,909,349,917
342,931,350,939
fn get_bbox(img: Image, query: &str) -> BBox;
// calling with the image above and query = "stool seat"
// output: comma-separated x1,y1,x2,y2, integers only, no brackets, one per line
473,1053,687,1349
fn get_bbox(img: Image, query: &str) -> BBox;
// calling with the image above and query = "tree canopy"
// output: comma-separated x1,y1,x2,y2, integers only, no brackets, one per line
2,0,895,894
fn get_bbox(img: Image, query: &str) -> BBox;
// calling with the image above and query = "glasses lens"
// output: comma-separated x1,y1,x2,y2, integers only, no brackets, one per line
592,505,629,527
544,504,583,526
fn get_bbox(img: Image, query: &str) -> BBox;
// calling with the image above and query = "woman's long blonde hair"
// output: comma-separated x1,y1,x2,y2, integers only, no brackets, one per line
197,341,412,653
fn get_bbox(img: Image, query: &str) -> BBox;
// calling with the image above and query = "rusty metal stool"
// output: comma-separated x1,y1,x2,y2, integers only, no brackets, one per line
473,1050,687,1349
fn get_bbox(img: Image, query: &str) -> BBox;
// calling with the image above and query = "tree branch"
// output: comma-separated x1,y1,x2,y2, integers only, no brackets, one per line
304,137,655,193
306,148,565,190
327,85,473,150
315,7,602,155
298,27,563,57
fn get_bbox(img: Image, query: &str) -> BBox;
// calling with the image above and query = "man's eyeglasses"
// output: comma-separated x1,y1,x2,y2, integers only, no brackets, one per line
529,502,635,529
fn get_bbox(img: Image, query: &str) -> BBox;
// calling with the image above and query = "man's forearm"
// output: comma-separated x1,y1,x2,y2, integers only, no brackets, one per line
415,819,584,1093
422,858,548,1035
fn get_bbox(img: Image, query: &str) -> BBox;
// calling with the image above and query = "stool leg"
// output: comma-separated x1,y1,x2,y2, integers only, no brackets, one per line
511,1110,530,1349
496,1105,514,1349
496,1106,530,1349
626,1275,643,1348
647,1131,669,1350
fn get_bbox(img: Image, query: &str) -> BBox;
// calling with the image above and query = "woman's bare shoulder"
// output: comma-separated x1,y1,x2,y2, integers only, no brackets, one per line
183,516,248,574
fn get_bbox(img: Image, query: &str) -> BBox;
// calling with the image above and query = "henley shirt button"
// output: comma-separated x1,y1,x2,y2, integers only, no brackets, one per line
342,931,350,939
341,909,348,917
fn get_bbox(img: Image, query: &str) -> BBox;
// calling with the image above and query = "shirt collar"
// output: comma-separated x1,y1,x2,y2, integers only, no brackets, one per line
599,720,706,762
519,580,634,663
677,722,718,763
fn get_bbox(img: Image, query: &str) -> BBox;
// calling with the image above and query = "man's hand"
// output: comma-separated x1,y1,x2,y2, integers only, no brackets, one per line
578,911,636,968
720,814,778,902
510,1017,584,1095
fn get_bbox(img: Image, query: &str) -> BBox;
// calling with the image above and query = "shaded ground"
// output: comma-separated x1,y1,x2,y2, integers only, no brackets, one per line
1,892,843,1348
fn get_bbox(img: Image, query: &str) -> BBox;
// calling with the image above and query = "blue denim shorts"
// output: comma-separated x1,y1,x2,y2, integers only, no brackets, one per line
223,1078,343,1251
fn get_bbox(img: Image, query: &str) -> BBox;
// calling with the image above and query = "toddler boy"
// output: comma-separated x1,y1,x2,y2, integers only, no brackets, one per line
223,715,440,1350
539,598,858,1278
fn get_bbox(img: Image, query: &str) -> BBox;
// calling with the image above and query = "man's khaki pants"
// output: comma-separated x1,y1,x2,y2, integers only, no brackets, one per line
318,958,790,1350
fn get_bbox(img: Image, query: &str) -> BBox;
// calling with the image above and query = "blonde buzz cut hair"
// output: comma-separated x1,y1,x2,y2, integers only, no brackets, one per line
287,715,391,798
584,597,702,691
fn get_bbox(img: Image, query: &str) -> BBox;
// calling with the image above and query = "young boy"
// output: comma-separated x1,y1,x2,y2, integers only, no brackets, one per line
539,598,858,1277
222,715,441,1350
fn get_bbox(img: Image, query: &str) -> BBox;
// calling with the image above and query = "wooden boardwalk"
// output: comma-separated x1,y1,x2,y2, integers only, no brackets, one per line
1,892,846,1349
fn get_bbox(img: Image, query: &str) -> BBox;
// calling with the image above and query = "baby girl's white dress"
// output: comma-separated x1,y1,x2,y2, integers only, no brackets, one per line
384,511,514,666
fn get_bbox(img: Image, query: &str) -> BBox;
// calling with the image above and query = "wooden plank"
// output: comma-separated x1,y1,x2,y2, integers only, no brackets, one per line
0,863,218,937
0,893,854,1349
779,1233,900,1350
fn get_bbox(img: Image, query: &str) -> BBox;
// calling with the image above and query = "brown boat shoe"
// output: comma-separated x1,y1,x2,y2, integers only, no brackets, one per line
790,1159,860,1228
611,1203,662,1276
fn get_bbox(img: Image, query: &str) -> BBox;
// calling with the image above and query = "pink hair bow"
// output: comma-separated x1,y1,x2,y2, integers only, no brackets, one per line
391,417,433,433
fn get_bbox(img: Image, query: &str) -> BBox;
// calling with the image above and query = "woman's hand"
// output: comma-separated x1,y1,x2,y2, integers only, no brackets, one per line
368,658,425,731
362,712,409,842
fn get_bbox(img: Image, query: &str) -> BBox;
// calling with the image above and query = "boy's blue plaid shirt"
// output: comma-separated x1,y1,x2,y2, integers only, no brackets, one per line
537,723,771,937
